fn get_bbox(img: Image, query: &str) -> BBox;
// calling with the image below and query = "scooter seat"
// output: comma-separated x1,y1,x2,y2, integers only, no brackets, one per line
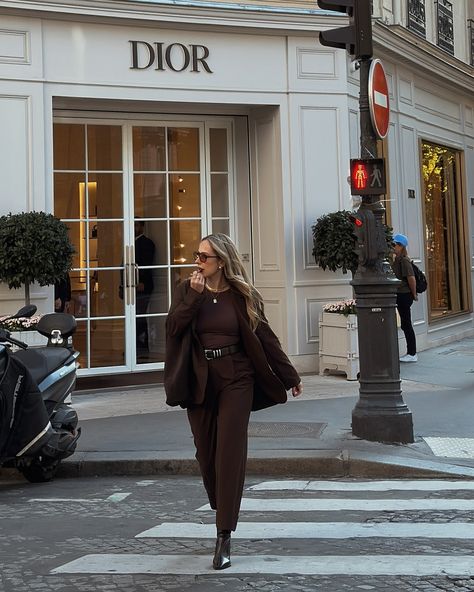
13,347,73,385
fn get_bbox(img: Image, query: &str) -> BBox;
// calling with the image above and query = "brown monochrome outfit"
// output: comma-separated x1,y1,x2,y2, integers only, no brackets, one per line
164,279,300,531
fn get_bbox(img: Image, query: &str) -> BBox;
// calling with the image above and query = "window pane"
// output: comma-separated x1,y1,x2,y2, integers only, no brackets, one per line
170,220,201,265
211,174,229,217
169,173,200,218
54,173,86,219
69,270,87,319
210,128,228,172
64,221,85,270
146,269,169,314
89,174,123,219
53,123,85,170
133,127,166,171
168,127,199,171
139,316,166,363
136,220,167,266
90,319,125,368
93,221,123,267
422,141,466,319
134,174,167,218
212,219,230,235
89,269,124,318
87,125,122,171
73,320,88,368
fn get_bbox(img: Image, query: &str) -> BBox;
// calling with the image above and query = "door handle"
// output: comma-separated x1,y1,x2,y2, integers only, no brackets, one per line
123,245,136,306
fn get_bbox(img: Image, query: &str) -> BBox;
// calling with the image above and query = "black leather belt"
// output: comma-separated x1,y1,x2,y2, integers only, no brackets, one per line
204,343,241,360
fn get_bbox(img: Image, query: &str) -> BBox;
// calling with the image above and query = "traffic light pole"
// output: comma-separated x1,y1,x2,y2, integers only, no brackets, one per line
351,58,414,444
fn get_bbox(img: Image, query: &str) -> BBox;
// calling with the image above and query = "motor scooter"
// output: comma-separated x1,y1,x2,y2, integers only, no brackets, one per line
0,305,81,482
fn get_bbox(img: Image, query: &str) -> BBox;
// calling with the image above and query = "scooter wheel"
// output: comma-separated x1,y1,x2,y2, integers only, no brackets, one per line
20,458,60,483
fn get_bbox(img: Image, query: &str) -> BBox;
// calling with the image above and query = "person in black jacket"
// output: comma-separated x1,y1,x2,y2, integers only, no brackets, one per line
54,273,71,313
164,233,302,570
134,220,155,355
391,233,417,363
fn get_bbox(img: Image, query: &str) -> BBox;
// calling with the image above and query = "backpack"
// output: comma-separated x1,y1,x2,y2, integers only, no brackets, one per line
411,261,427,294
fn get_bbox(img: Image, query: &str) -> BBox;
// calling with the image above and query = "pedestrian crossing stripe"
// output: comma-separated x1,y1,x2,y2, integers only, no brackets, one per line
197,498,474,512
136,521,474,539
50,479,474,577
51,554,474,576
247,480,474,492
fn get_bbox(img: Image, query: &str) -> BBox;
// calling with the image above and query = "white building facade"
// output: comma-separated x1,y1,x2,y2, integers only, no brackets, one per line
0,0,473,380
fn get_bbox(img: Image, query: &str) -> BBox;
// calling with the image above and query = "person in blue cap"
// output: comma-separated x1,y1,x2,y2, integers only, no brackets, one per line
391,233,417,362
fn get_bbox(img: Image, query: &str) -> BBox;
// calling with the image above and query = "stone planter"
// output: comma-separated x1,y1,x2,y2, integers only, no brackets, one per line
319,312,359,381
11,331,48,349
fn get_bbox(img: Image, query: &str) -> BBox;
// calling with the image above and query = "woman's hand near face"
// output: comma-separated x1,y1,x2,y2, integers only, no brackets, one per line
190,269,205,293
291,382,303,397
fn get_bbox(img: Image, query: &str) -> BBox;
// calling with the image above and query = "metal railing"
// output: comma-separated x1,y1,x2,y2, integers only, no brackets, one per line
407,0,426,37
469,20,474,66
436,0,454,55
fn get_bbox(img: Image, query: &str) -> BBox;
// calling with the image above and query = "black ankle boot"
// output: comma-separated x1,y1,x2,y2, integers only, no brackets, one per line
213,530,231,570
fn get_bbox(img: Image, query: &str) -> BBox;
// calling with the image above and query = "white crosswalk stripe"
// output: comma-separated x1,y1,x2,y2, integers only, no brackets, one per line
197,498,474,512
248,479,474,492
51,554,474,576
52,479,474,577
136,521,474,539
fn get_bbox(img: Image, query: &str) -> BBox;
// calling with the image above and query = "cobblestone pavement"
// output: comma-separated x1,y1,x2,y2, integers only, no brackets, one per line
0,476,473,592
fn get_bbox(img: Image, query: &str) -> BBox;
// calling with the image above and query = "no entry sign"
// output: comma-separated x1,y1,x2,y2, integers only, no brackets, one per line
368,59,390,139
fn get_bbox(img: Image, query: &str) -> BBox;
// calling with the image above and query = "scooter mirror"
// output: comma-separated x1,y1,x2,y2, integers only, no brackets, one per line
13,304,37,319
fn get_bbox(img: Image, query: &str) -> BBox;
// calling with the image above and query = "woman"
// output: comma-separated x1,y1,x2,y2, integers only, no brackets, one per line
391,233,417,363
164,233,303,570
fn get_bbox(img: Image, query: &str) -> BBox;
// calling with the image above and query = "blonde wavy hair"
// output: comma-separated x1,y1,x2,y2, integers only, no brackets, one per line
202,233,264,331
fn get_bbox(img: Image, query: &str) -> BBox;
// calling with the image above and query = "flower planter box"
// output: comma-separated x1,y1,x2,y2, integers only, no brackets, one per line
319,312,359,381
11,331,48,349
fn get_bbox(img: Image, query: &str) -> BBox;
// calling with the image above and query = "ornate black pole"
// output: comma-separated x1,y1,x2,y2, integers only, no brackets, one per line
350,58,414,444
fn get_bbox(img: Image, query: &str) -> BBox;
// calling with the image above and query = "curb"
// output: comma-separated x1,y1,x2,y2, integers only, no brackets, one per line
55,451,474,480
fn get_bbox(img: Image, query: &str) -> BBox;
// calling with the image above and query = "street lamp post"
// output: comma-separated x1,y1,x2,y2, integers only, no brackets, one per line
351,58,413,445
319,0,414,443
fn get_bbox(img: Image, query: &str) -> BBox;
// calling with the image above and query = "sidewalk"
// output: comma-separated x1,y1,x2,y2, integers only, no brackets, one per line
57,336,474,480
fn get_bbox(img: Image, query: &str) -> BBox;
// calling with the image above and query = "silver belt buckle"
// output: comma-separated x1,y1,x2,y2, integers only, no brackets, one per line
205,348,221,360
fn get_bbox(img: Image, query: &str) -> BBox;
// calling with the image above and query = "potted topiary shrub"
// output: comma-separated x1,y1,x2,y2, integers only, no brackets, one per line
312,210,393,380
312,210,359,275
0,211,74,306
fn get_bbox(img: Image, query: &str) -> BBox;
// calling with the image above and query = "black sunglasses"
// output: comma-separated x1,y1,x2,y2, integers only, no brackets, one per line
193,251,219,263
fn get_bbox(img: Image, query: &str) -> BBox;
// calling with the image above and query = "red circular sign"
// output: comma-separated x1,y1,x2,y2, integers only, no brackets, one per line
368,59,390,139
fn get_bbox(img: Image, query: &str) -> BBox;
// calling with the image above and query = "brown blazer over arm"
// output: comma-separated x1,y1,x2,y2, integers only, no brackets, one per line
164,280,301,411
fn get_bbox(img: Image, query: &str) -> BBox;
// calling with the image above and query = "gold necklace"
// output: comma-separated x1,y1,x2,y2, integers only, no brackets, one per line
205,283,228,304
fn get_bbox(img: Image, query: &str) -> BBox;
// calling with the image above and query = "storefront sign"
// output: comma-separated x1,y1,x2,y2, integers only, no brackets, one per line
129,41,213,73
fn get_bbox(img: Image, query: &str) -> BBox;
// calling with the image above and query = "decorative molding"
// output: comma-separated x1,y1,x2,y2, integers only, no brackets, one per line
252,115,281,273
296,48,336,80
465,106,473,128
399,77,413,105
414,86,461,124
0,94,32,211
0,29,30,64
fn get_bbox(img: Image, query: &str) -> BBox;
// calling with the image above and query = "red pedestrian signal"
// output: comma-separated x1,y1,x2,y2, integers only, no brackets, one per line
352,162,369,191
350,158,386,196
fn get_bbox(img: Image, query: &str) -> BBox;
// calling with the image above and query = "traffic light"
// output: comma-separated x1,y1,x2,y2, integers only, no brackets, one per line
350,209,378,268
318,0,373,59
350,158,386,195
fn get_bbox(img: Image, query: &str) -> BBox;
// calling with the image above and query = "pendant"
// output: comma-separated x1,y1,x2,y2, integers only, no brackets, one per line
213,298,218,304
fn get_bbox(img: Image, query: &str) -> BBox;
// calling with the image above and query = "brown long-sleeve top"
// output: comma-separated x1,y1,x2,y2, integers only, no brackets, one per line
164,280,300,411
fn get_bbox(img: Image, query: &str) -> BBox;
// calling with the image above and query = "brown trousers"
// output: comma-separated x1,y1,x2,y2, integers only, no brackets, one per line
187,351,254,531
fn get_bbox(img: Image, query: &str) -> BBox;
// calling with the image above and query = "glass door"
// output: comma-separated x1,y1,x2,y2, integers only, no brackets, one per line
54,118,234,375
128,124,205,368
53,123,126,373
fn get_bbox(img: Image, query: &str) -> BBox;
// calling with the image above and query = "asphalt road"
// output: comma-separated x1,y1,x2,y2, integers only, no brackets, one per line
1,475,474,592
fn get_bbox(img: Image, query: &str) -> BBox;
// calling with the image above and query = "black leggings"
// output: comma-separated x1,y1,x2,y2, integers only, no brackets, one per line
397,292,416,356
